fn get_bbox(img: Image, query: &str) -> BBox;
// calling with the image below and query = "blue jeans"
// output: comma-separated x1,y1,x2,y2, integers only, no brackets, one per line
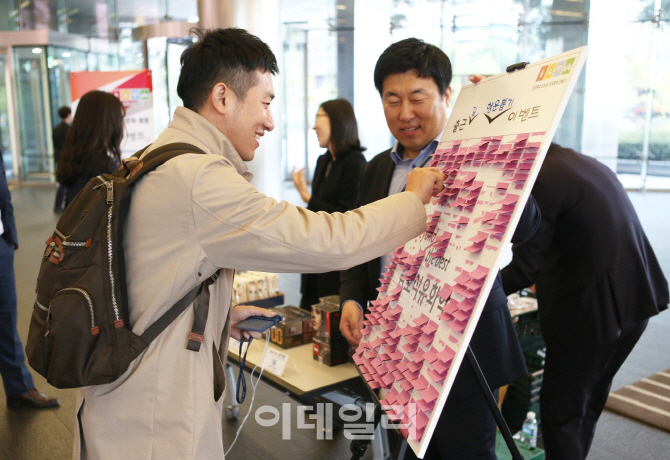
0,236,34,396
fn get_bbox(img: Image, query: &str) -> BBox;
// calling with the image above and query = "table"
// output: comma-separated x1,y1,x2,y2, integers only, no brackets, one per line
227,339,360,397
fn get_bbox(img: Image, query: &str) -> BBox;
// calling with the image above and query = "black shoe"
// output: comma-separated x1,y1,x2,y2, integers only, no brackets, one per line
7,389,60,409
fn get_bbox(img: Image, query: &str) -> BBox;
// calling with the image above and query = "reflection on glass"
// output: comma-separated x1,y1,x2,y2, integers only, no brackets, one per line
0,56,13,178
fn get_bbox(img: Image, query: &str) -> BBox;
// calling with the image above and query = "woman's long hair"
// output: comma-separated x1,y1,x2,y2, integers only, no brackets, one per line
56,91,125,186
319,99,366,158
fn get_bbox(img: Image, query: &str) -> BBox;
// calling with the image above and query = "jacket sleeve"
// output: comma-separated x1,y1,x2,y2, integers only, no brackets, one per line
191,157,427,274
0,159,18,249
308,153,366,214
339,259,371,312
501,195,555,295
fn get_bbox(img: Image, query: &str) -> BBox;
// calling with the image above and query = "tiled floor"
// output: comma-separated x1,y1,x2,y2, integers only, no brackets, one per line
2,185,669,459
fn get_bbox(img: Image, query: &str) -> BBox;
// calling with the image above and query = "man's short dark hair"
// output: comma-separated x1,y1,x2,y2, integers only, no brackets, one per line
374,38,452,96
58,106,71,120
177,28,279,111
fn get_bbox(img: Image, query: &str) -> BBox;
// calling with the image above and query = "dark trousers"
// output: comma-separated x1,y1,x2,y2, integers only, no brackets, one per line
0,237,34,396
402,388,499,460
541,320,648,460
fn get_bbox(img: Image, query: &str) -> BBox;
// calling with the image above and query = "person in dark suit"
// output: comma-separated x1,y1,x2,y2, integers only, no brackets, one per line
52,106,71,164
339,38,539,460
52,106,71,212
292,99,367,310
0,155,59,409
501,143,669,460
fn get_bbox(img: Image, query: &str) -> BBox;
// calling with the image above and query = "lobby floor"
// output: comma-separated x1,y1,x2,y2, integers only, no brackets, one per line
1,185,669,460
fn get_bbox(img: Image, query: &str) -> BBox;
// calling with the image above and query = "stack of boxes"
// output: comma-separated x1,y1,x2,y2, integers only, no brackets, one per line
266,305,313,349
232,271,280,304
311,295,348,366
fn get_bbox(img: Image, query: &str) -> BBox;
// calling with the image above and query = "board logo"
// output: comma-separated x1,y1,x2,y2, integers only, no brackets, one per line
536,57,574,81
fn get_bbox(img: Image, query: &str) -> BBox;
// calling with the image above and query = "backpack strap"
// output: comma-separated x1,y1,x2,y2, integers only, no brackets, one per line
140,271,219,348
122,142,209,186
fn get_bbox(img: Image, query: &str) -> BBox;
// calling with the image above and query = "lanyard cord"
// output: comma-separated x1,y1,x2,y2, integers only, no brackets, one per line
236,337,251,404
225,334,270,457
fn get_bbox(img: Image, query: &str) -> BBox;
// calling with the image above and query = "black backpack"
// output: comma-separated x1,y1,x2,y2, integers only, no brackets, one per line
26,143,216,389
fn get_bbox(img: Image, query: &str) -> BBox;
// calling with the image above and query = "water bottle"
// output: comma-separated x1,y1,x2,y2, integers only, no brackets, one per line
521,411,538,447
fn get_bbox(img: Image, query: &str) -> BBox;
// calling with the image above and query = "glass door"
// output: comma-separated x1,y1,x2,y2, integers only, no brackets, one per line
13,46,53,181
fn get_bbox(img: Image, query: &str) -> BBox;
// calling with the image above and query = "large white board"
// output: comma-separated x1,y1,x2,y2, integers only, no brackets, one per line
352,46,588,458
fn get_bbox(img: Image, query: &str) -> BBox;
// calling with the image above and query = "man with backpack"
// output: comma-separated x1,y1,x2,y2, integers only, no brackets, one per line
71,28,445,460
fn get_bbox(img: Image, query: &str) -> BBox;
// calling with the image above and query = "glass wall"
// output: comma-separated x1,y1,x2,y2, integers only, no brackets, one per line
280,1,338,181
388,0,588,152
614,0,670,190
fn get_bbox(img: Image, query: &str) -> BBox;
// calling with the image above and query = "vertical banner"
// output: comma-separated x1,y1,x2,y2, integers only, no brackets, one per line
69,70,154,158
352,47,588,458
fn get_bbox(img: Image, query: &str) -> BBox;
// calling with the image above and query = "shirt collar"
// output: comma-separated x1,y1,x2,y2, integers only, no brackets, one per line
390,129,446,168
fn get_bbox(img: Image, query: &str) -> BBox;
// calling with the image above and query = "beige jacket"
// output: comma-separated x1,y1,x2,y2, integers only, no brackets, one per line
73,107,426,460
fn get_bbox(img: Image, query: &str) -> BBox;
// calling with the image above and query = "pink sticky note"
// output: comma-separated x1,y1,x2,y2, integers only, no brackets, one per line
403,369,420,382
389,351,404,361
381,373,395,387
396,360,409,373
465,277,484,290
402,342,419,353
428,368,448,383
399,378,414,392
415,410,430,432
438,311,454,322
469,265,490,280
432,359,450,375
415,398,435,412
452,309,471,322
405,334,421,345
458,298,477,311
406,361,422,374
422,321,439,335
423,349,439,364
393,370,405,381
437,346,456,363
413,314,430,327
412,375,429,391
409,350,424,364
389,329,403,340
447,319,467,333
419,333,435,347
438,284,453,301
464,243,485,253
420,384,440,403
396,391,410,406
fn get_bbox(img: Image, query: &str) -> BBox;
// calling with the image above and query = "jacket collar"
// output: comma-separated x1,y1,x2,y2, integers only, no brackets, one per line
167,107,252,181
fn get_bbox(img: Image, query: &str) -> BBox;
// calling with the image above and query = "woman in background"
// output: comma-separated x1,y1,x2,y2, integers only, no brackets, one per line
56,91,125,208
292,99,367,310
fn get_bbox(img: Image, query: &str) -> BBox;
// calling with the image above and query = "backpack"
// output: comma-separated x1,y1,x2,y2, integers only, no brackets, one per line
26,142,216,389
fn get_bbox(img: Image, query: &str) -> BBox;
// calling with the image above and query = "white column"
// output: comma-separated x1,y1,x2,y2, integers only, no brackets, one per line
196,0,284,200
353,0,394,158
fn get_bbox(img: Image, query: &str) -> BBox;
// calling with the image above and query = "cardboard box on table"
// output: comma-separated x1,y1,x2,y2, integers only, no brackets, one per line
312,295,348,366
267,305,313,349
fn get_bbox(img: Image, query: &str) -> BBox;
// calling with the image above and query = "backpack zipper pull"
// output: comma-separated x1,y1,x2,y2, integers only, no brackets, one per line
106,181,114,204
